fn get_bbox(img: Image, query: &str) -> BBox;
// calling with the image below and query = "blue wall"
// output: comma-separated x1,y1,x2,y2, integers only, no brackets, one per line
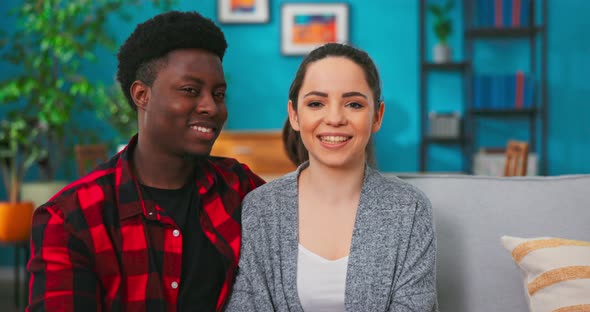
547,1,590,174
0,0,589,265
87,0,425,172
97,0,589,175
72,0,424,173
3,0,589,176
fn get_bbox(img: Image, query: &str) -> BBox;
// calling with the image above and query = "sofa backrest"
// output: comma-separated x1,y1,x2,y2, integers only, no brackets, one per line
398,174,590,312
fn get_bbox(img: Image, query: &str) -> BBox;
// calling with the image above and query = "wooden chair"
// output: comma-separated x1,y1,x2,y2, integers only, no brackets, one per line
504,140,529,177
75,144,108,177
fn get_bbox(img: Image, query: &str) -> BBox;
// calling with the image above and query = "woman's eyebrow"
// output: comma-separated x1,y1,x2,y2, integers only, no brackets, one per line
303,91,368,99
303,91,328,98
342,91,367,99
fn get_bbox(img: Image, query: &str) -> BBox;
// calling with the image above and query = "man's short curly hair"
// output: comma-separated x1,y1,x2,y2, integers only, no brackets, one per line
116,11,227,111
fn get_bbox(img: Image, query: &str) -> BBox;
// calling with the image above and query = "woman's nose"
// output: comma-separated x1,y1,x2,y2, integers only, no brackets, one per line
324,105,346,126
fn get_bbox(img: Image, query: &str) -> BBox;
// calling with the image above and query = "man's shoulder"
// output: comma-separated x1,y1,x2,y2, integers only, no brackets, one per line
206,156,248,171
39,165,117,217
205,156,265,188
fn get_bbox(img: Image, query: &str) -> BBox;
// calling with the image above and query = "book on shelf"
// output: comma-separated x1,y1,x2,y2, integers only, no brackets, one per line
472,72,534,110
476,0,531,28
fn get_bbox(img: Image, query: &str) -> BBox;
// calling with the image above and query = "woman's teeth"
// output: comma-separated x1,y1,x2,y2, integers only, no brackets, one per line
320,136,349,143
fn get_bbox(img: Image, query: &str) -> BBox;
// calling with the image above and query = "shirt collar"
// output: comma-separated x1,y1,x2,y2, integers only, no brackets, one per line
115,134,216,221
115,134,146,220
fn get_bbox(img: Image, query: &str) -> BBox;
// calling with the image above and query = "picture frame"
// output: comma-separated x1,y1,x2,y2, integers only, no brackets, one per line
218,0,270,24
281,3,349,55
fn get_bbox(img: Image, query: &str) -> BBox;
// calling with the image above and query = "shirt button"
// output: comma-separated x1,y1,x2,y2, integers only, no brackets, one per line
172,229,180,237
171,281,179,289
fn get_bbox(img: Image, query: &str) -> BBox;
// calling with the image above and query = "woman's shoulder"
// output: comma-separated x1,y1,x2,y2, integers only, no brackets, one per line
365,167,430,207
241,170,298,218
245,171,298,200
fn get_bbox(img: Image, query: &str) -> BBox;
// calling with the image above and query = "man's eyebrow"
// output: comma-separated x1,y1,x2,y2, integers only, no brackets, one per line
342,91,367,99
179,76,226,88
180,75,205,84
214,82,227,89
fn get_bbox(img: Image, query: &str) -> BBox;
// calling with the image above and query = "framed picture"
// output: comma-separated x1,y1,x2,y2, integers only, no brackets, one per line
281,3,349,55
218,0,270,24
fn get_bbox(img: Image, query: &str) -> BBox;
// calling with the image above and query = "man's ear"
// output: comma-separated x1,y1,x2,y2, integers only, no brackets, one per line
372,101,385,133
287,100,300,131
130,80,150,111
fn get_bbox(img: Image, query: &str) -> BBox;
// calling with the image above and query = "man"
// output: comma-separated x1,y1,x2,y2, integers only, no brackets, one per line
27,11,264,311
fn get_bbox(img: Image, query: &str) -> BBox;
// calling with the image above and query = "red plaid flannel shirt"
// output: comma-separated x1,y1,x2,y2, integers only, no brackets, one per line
27,136,265,311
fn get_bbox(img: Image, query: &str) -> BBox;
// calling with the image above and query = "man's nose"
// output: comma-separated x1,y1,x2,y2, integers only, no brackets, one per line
196,93,218,115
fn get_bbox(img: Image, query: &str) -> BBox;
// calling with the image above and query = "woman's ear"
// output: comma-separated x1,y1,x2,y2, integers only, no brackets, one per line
372,101,385,133
130,80,150,111
287,100,300,131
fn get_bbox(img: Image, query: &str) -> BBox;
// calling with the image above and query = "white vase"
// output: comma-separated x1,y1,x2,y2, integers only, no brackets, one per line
433,44,452,63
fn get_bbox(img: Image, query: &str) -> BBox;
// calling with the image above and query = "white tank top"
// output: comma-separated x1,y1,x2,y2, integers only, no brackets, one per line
297,244,349,312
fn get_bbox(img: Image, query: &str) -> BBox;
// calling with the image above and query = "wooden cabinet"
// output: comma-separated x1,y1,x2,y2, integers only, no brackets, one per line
210,131,296,176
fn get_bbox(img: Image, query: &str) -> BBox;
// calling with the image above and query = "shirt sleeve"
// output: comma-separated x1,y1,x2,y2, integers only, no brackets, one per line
27,202,101,312
389,195,439,312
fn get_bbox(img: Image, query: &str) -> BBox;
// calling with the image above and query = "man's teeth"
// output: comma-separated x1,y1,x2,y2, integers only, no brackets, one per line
320,136,349,143
191,126,213,133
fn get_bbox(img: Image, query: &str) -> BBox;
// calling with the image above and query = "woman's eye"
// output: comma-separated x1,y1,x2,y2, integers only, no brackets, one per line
307,101,323,108
347,102,364,109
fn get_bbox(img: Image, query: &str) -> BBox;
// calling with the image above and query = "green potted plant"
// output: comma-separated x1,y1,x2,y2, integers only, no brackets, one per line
0,0,174,206
428,0,454,63
0,116,48,242
95,83,137,152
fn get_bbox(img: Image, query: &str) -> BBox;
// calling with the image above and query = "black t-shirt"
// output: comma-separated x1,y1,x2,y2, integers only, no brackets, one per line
141,182,226,312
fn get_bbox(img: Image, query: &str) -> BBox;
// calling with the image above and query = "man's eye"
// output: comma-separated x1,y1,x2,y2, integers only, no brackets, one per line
213,91,226,101
181,87,200,95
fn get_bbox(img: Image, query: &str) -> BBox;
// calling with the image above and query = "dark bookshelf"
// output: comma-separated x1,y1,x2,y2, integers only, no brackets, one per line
424,136,466,144
419,0,472,173
470,108,537,116
465,26,544,38
419,0,548,175
422,61,470,71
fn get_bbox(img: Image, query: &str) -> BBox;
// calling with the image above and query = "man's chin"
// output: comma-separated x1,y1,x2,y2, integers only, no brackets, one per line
182,146,213,160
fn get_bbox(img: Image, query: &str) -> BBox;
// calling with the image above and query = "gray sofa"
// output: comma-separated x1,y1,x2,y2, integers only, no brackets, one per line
398,174,590,312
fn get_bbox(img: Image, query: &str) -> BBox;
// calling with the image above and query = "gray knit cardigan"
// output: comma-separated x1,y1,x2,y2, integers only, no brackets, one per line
225,163,438,311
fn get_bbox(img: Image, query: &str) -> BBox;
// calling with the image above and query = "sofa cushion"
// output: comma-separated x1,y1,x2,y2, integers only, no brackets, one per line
501,236,590,312
397,174,590,312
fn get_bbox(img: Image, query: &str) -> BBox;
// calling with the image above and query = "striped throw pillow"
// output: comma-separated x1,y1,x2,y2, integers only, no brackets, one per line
501,236,590,312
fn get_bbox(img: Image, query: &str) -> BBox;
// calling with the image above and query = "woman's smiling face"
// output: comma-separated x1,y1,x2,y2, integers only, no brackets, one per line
288,56,384,169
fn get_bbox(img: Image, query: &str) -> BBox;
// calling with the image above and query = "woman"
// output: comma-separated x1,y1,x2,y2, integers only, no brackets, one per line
226,43,438,311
